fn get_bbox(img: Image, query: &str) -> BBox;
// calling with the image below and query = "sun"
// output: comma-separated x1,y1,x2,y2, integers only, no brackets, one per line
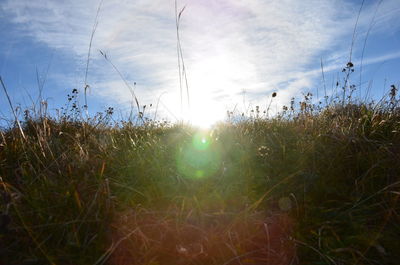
186,98,226,128
171,48,250,128
181,58,236,128
164,91,225,128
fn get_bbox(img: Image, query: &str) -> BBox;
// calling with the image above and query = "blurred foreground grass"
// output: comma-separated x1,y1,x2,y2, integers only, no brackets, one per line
1,101,400,265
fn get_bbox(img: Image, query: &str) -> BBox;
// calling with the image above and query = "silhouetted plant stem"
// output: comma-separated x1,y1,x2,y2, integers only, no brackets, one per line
84,0,104,114
0,76,26,140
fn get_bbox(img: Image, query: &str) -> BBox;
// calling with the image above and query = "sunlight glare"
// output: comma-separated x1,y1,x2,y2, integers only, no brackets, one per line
189,106,224,128
184,56,236,128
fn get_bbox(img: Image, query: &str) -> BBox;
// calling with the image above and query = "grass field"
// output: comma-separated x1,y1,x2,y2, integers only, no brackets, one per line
1,84,400,265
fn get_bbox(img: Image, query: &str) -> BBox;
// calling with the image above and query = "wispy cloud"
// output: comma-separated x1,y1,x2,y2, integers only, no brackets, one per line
1,0,400,124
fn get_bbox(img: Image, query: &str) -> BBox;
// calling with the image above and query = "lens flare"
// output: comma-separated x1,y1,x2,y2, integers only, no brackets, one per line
176,132,220,179
192,133,210,151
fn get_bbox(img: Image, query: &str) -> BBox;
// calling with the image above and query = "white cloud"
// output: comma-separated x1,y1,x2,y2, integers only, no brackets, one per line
1,0,400,125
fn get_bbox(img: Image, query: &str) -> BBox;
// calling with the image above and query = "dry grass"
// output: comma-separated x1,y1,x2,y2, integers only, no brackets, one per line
1,83,399,265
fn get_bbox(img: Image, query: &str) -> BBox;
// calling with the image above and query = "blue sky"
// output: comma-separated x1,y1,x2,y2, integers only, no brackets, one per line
1,0,399,127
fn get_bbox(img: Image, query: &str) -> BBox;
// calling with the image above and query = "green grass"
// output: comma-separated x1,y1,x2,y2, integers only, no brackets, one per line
1,98,400,265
